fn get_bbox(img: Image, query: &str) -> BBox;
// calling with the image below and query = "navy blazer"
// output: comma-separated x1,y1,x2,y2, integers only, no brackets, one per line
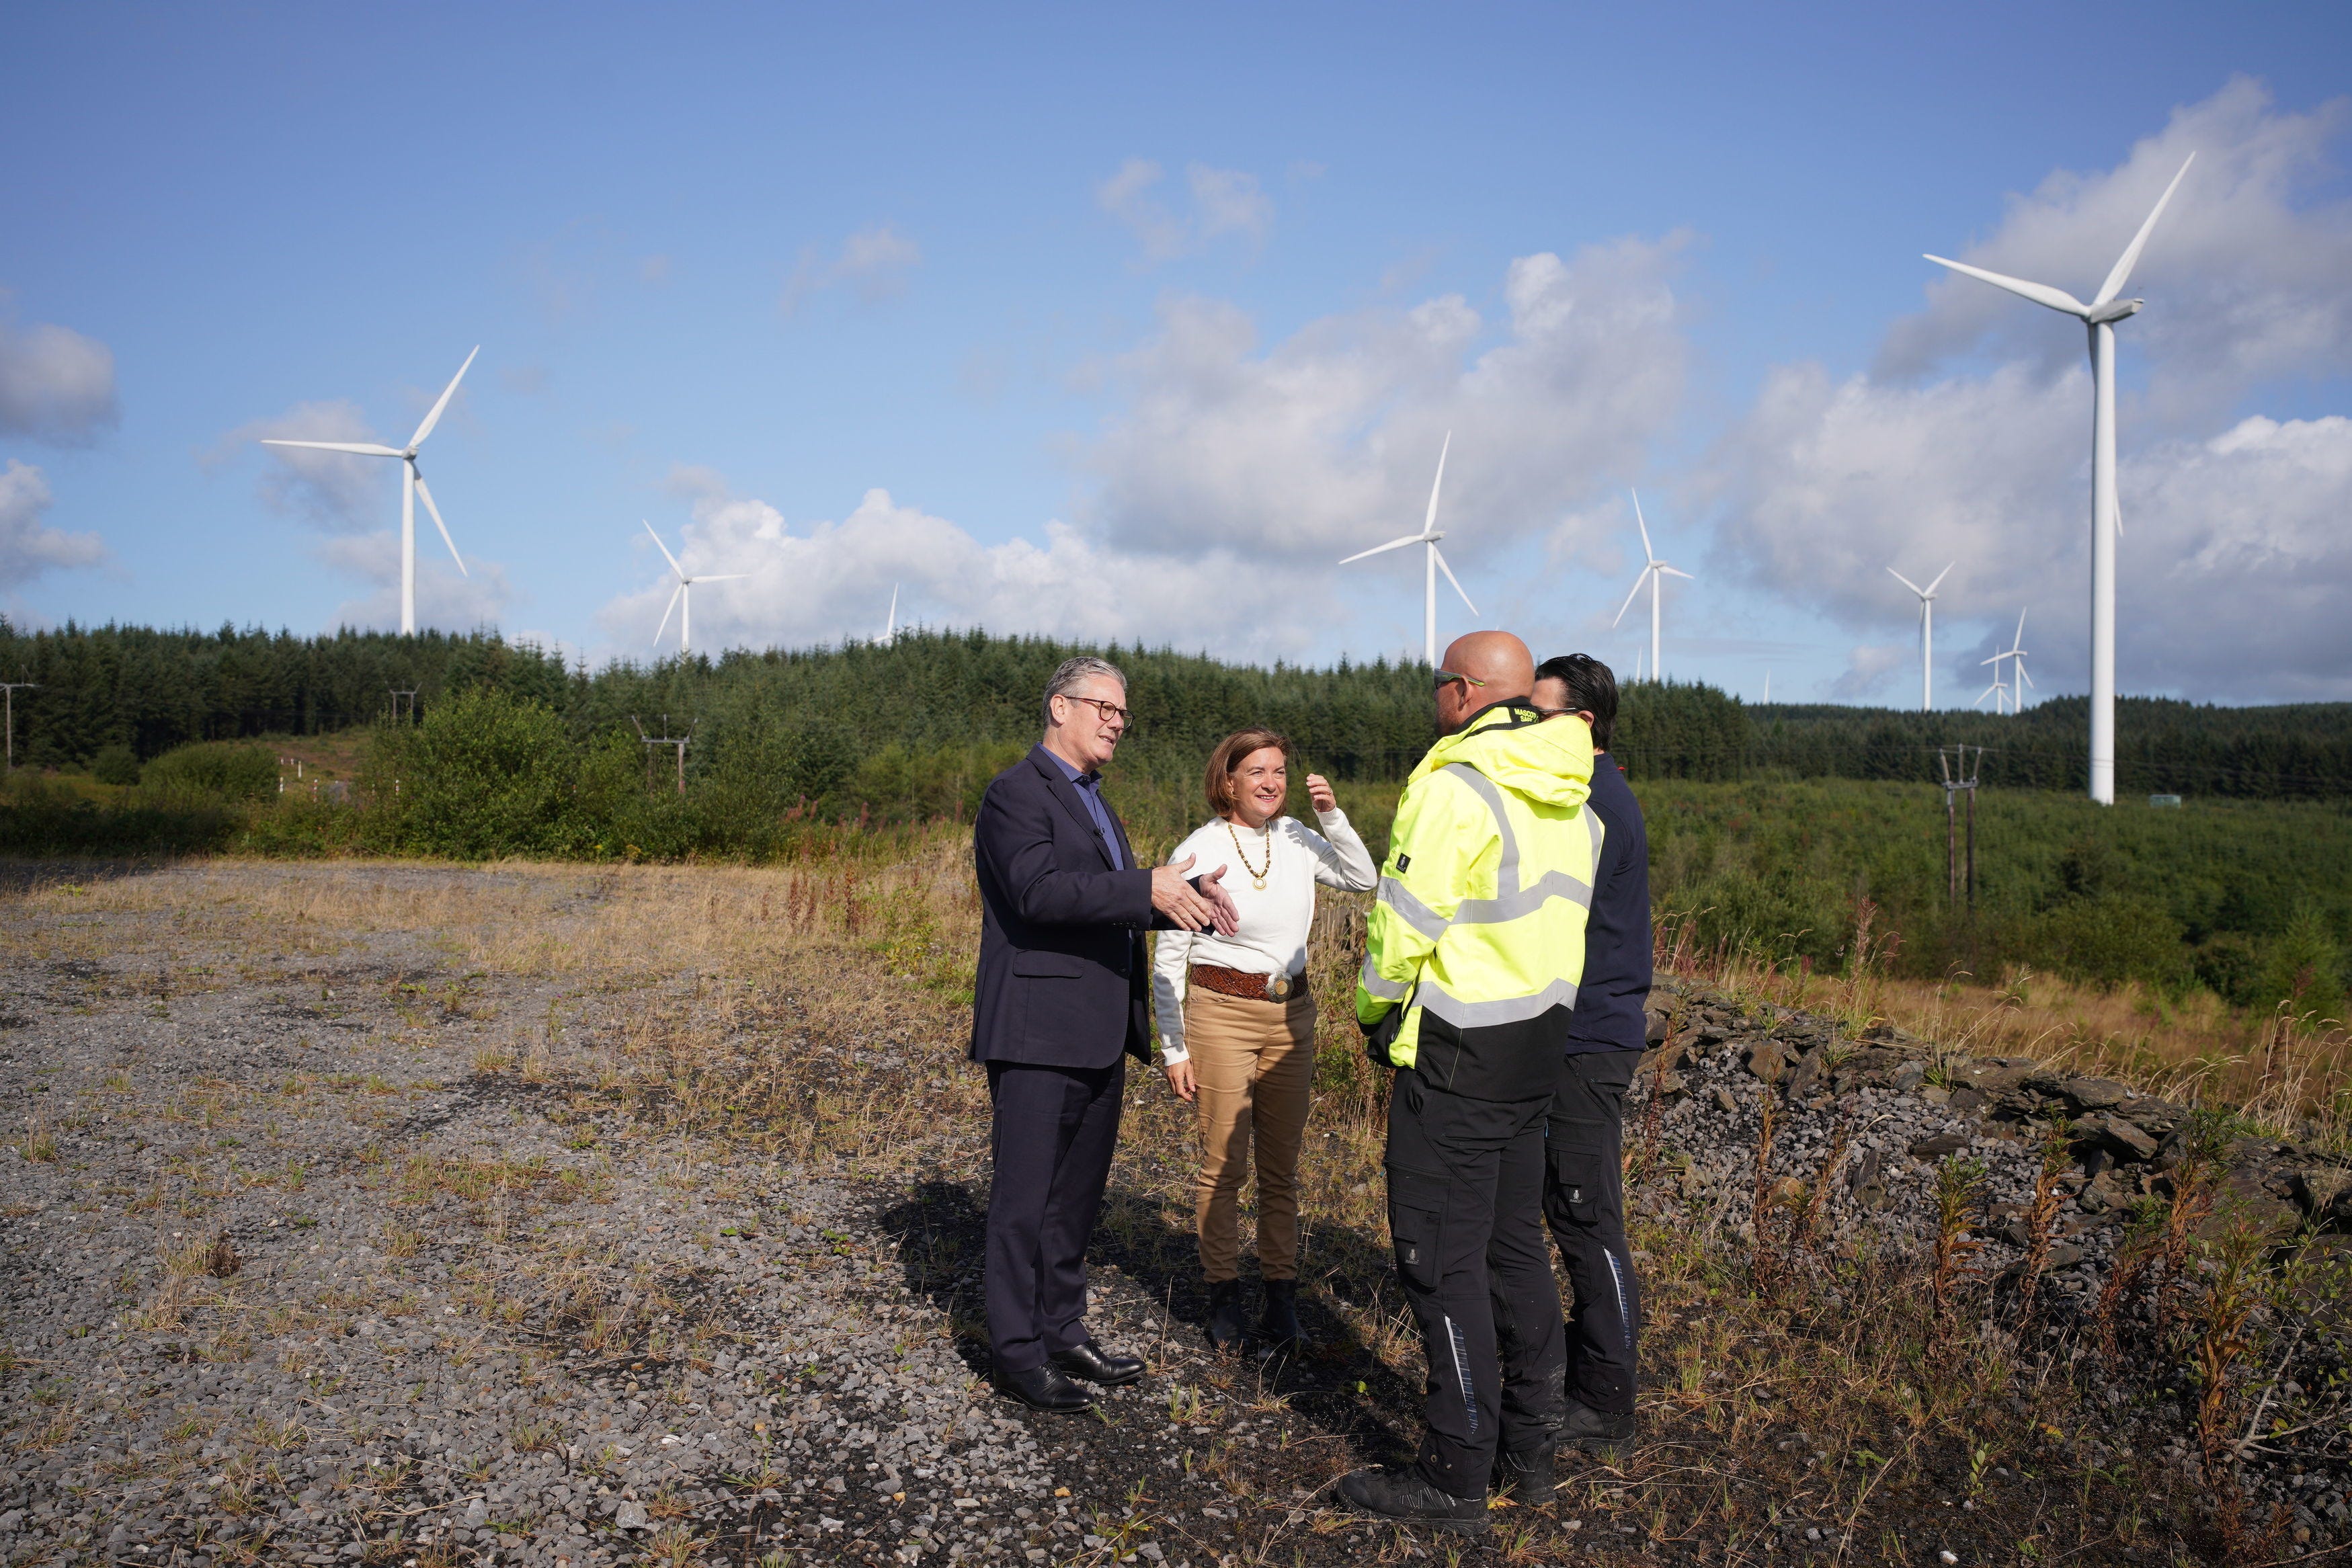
969,745,1173,1069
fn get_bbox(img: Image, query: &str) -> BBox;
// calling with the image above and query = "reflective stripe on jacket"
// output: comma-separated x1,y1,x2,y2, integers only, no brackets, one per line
1354,702,1600,1101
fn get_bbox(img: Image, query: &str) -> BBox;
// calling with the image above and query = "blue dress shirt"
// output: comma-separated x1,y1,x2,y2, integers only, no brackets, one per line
1045,748,1125,870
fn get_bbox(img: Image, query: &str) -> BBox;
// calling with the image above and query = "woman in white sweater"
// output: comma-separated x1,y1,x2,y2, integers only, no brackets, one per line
1152,728,1377,1350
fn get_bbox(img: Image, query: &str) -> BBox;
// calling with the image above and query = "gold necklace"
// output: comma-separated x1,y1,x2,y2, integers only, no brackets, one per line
1225,817,1273,891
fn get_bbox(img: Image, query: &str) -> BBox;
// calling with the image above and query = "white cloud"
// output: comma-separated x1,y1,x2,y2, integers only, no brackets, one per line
321,533,517,634
0,315,118,444
780,224,922,316
1097,160,1274,263
1830,643,1914,702
214,401,388,530
604,241,1693,664
0,459,106,587
1084,235,1690,565
1882,76,2352,425
604,477,1320,659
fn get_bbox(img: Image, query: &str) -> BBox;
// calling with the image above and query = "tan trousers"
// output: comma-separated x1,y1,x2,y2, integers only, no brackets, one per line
1186,985,1317,1283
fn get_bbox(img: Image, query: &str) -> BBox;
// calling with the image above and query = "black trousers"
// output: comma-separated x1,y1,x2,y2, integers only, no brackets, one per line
984,1059,1125,1372
1383,1068,1565,1499
1544,1050,1641,1415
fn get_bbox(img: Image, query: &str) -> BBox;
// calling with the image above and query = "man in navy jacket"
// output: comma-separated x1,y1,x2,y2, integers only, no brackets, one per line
1531,653,1651,1462
971,656,1236,1411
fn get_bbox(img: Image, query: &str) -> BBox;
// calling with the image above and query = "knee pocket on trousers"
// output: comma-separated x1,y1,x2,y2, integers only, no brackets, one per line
1549,1145,1607,1226
1385,1165,1447,1292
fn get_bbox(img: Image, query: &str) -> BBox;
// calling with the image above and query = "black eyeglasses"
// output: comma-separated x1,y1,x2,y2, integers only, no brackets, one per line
1061,694,1133,726
1433,669,1489,691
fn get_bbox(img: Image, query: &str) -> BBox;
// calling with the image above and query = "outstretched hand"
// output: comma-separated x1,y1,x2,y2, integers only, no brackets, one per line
1194,861,1240,936
1151,853,1222,933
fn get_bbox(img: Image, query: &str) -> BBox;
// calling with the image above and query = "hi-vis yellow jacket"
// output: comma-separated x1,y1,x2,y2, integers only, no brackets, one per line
1355,702,1600,1101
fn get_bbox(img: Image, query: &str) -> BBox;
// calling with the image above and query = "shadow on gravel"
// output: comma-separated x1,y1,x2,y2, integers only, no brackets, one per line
875,1173,1426,1475
0,856,173,894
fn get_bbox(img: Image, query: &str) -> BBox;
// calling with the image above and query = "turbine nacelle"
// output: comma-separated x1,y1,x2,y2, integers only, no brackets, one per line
2086,298,2144,325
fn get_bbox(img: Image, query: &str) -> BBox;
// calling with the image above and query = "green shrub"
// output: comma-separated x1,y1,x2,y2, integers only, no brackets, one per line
90,744,142,786
2192,933,2261,1007
366,689,583,860
141,741,277,802
2255,905,2347,1023
2035,895,2189,993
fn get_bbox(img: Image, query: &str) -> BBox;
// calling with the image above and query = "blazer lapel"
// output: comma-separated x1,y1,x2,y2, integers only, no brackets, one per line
1027,747,1117,870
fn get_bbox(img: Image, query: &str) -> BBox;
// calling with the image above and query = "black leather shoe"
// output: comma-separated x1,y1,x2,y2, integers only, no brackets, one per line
1559,1398,1635,1460
1205,1279,1246,1352
1047,1341,1145,1387
1256,1279,1307,1350
991,1362,1094,1413
1495,1443,1555,1501
1336,1467,1489,1534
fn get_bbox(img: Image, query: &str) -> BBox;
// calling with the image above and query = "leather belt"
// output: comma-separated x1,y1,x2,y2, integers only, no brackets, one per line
1190,963,1306,1003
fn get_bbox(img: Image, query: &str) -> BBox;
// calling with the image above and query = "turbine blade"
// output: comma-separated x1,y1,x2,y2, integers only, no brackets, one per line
1657,565,1694,581
1981,652,2004,667
1340,533,1425,565
409,346,480,449
1924,254,2089,318
653,582,682,649
259,440,403,457
2017,662,2035,690
1430,544,1477,617
1976,683,2002,708
1421,432,1451,537
410,467,467,576
642,520,686,579
2093,154,2195,307
1924,561,1955,595
1886,565,1926,597
1611,569,1650,629
694,573,749,583
1631,489,1654,563
2015,607,2028,643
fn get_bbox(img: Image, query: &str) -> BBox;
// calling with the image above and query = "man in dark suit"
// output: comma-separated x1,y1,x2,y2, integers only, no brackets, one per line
971,655,1237,1411
1531,653,1652,1462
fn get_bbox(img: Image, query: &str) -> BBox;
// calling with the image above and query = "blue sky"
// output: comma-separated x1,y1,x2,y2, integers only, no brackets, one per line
4,2,2349,704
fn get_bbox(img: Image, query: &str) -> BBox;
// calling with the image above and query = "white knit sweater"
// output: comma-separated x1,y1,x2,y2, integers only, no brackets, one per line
1150,809,1377,1063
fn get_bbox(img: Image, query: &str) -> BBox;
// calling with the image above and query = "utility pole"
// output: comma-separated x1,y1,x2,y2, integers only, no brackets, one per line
0,682,34,770
387,688,419,724
631,714,694,796
1937,745,1984,910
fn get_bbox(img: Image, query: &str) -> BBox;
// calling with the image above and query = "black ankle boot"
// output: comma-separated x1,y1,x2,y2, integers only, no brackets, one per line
1205,1280,1246,1352
1256,1279,1306,1348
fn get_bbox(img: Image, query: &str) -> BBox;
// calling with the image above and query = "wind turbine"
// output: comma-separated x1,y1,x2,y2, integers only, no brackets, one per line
643,522,745,657
1926,154,2192,802
1338,433,1477,667
1887,563,1955,712
1611,491,1691,684
881,584,899,645
260,347,479,635
1980,608,2033,712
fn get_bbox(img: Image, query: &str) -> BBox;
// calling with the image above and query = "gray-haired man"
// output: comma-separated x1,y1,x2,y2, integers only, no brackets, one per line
969,657,1237,1409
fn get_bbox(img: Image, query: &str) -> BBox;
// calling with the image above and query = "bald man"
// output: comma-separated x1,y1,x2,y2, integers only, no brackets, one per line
1341,631,1603,1531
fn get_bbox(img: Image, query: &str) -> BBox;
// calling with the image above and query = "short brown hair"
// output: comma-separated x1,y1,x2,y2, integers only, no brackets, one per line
1204,729,1291,817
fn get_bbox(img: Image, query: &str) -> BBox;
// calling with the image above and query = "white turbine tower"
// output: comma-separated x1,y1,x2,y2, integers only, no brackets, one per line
1888,562,1955,712
1339,433,1477,668
1611,491,1692,684
1927,155,2192,802
643,522,745,657
260,347,479,634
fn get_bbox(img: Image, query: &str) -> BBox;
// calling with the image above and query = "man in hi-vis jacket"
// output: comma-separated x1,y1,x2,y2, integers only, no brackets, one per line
1340,630,1600,1533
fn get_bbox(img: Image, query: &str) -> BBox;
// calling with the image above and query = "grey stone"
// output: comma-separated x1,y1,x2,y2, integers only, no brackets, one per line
1909,1132,1971,1159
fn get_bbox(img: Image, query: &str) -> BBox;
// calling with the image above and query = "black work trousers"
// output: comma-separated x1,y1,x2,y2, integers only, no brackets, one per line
1383,1067,1565,1499
1543,1050,1641,1415
985,1059,1125,1372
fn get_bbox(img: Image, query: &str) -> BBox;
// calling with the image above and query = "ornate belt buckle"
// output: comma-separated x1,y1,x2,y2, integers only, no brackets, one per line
1264,971,1295,1003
